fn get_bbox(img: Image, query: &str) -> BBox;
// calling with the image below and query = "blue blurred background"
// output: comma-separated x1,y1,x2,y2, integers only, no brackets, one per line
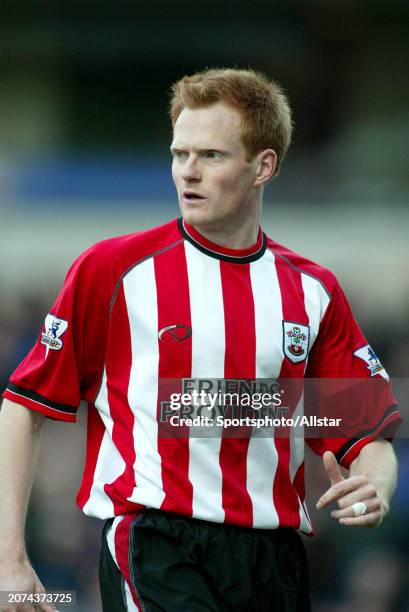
1,1,408,610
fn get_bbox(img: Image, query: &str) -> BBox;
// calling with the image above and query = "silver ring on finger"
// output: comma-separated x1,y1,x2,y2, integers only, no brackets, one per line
351,501,367,517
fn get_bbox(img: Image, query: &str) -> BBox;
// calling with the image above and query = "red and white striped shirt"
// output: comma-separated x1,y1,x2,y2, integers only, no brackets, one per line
4,218,400,533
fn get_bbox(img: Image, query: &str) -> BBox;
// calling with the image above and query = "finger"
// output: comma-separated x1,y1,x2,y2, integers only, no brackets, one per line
1,608,34,612
334,483,377,511
38,603,58,612
331,497,380,519
33,580,57,612
316,475,368,509
35,597,58,612
323,451,344,485
339,509,383,528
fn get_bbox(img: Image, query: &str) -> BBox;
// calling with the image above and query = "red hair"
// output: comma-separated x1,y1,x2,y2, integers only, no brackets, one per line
170,68,293,173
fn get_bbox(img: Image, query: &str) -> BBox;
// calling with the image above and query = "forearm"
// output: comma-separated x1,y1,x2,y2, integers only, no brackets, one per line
0,399,45,561
349,438,398,513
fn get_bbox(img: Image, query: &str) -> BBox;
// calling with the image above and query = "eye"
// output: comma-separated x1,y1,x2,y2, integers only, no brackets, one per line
173,150,188,162
203,150,222,160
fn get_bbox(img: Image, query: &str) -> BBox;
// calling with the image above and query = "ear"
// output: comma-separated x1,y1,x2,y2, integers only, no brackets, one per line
254,149,277,186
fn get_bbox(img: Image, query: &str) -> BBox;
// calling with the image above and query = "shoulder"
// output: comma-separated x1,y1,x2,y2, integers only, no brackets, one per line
79,217,181,267
265,235,340,298
67,218,182,282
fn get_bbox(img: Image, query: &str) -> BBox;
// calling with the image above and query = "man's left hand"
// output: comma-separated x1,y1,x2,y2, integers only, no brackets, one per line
316,451,386,528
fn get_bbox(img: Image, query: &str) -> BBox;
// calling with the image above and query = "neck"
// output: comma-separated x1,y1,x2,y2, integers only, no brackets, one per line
190,208,261,250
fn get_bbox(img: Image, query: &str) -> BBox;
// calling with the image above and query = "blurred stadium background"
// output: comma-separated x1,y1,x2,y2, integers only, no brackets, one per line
1,1,408,610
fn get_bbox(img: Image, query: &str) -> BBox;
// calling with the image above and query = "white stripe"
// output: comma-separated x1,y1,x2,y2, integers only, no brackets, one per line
106,516,140,612
83,369,124,517
290,272,329,534
300,270,330,533
301,273,331,351
289,392,312,534
124,259,165,508
124,582,139,612
247,251,281,528
106,516,122,567
184,242,225,522
251,250,285,379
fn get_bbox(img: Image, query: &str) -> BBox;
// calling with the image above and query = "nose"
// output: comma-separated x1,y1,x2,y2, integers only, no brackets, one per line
181,155,201,183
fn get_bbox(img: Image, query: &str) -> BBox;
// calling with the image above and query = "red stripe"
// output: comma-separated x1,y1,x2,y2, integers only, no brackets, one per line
219,262,254,527
114,514,143,611
76,403,105,508
154,242,193,515
274,257,309,529
104,285,140,514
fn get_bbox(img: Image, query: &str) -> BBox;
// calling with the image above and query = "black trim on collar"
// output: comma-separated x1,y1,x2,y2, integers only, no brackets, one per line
177,218,267,264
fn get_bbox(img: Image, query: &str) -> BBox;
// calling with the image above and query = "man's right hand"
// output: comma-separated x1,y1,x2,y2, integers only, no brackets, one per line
0,557,57,612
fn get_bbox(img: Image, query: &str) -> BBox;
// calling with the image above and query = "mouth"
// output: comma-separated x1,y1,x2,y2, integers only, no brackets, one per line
182,191,206,203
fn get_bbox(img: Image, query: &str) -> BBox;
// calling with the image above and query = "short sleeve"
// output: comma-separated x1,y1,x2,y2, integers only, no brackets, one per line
305,280,401,468
2,247,111,422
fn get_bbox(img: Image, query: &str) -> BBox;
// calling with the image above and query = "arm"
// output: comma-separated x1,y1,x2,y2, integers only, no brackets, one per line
349,438,397,518
316,439,398,528
0,398,56,611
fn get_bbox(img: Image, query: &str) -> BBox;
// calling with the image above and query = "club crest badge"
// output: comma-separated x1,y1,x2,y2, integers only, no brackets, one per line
41,314,68,357
283,321,310,363
354,345,389,381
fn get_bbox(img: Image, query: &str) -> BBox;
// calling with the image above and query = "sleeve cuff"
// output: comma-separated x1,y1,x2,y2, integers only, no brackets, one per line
335,405,402,468
3,384,77,423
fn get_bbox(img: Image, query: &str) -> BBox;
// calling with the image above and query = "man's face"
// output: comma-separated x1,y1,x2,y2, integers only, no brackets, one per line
171,102,259,230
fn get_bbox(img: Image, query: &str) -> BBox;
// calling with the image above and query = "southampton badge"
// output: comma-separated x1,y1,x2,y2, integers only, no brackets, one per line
354,345,389,381
283,321,310,364
41,314,68,357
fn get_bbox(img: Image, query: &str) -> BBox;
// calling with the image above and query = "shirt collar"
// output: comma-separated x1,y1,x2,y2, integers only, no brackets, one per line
178,218,266,263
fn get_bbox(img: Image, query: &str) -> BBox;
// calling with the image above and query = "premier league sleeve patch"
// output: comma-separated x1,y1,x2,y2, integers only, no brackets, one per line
354,344,389,381
283,321,310,364
41,314,68,357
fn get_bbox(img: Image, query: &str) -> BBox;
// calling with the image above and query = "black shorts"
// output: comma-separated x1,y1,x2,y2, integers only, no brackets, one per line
99,509,311,612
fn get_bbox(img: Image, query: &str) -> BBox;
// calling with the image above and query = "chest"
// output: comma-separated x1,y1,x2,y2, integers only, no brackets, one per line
110,250,323,380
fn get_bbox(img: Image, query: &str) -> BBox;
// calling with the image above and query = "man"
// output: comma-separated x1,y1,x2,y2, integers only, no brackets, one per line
0,68,401,611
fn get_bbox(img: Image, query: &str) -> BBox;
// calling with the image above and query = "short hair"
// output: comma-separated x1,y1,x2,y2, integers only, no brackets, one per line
169,68,293,174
